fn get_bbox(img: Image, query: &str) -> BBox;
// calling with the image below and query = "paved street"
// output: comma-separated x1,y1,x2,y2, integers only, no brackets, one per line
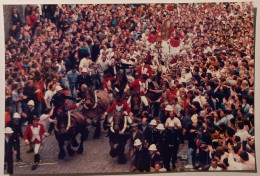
9,123,189,175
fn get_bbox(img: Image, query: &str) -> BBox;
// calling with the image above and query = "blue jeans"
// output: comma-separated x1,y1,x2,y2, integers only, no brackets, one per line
187,148,195,165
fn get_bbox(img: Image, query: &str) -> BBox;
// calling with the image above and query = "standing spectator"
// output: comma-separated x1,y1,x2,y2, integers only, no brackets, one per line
66,66,79,99
4,127,17,175
132,139,150,172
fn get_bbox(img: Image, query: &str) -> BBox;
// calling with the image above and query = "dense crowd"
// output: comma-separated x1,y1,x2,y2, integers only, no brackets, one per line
4,2,255,174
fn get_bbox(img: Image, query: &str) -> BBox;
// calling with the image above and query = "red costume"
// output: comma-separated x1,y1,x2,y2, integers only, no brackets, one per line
128,78,148,96
105,100,131,115
24,123,47,144
170,34,184,47
148,32,157,44
136,65,152,77
103,76,116,92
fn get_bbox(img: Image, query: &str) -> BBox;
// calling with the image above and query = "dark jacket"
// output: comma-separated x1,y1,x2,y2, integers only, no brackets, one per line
5,136,18,162
75,74,93,90
50,93,76,109
146,128,159,145
129,129,144,148
26,108,38,124
150,153,161,168
138,123,150,142
6,120,23,139
133,145,150,172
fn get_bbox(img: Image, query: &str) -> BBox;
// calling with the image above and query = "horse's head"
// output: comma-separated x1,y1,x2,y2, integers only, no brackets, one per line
112,112,125,134
56,106,69,134
84,86,95,109
131,92,141,115
114,72,127,93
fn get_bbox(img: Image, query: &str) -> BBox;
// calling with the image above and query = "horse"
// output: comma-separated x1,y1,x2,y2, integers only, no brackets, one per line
130,91,143,117
108,111,129,164
54,107,88,159
81,86,110,138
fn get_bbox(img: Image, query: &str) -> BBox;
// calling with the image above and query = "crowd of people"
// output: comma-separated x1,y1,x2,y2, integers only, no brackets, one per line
5,2,255,174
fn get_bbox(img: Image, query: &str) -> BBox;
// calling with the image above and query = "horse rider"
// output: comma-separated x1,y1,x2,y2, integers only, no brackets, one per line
135,58,152,79
102,72,116,101
102,96,132,129
49,86,82,133
24,116,50,170
124,74,150,111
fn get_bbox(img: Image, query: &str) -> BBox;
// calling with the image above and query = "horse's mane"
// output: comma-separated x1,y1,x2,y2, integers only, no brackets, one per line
84,86,95,100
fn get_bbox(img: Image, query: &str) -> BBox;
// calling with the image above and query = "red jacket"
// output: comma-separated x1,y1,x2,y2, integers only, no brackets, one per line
105,100,131,115
24,123,46,144
136,65,152,77
148,33,157,44
103,77,116,92
128,79,148,96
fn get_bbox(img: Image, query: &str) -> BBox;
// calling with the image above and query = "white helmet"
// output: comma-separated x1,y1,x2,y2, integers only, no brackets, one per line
165,105,173,111
148,144,157,151
149,119,157,126
13,112,21,119
5,127,14,134
27,100,35,106
156,123,165,131
134,139,142,146
56,86,63,91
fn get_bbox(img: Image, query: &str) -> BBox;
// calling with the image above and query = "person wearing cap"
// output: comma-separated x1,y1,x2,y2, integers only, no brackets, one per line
4,127,17,175
75,67,93,93
146,119,159,146
136,54,152,77
165,122,181,170
24,116,50,170
148,144,162,171
6,112,23,162
132,138,150,172
156,123,170,171
20,100,38,125
66,65,80,99
129,123,144,164
124,74,150,111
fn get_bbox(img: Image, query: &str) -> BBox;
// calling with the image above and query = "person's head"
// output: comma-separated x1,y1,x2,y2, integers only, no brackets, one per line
134,138,142,149
49,84,56,91
132,123,138,132
13,112,21,122
240,151,249,163
237,122,244,130
154,161,162,172
32,116,39,126
211,158,218,168
5,127,13,138
148,144,157,155
142,117,148,126
27,100,35,109
149,119,157,129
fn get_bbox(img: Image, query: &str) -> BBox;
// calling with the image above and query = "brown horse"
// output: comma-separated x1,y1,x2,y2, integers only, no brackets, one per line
54,107,88,159
108,112,128,164
130,92,143,117
81,86,110,138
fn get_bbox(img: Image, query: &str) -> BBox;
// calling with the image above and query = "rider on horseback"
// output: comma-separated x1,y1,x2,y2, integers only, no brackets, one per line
49,86,83,133
124,74,150,111
102,96,132,128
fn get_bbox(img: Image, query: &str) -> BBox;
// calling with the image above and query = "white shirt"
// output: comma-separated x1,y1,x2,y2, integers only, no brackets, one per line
44,89,56,107
39,114,53,132
235,129,249,142
165,117,182,129
209,166,222,171
79,58,93,69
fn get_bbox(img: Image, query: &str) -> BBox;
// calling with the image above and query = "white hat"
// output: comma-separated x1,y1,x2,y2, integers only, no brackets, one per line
56,86,63,91
27,100,35,106
169,122,175,127
149,119,157,126
156,123,165,131
134,139,142,146
13,112,21,119
5,127,13,134
165,105,173,111
82,68,88,73
191,114,198,123
148,144,157,151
